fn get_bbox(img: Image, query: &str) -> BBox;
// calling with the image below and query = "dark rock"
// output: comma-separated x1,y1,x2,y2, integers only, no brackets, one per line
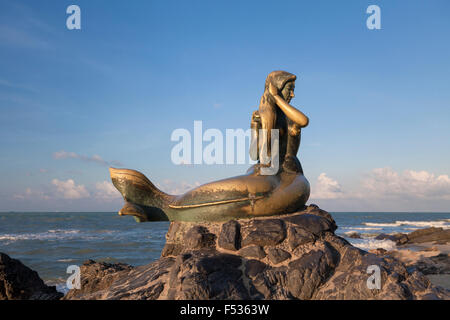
267,248,291,264
346,232,361,239
238,245,266,259
252,266,289,299
287,244,338,299
194,251,242,274
406,228,450,244
412,254,450,275
170,251,249,300
375,229,448,246
184,226,216,249
161,243,184,257
0,252,63,300
305,205,338,230
288,226,315,249
396,234,409,245
374,233,397,241
285,214,336,235
241,219,286,247
245,259,268,278
218,220,241,251
63,259,135,300
369,248,388,256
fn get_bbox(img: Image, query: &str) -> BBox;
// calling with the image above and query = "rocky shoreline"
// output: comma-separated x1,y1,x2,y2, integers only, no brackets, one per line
374,227,450,245
369,230,450,291
343,226,450,290
1,205,449,300
0,252,63,300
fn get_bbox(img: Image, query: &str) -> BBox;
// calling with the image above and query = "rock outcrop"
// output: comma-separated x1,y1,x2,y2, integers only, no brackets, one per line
375,227,450,245
0,253,63,300
64,205,450,300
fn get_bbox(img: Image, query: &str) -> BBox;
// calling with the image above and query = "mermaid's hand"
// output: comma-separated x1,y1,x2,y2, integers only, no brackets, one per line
268,82,279,97
252,110,261,123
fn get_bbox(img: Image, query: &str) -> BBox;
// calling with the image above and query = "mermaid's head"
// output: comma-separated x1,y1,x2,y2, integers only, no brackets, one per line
261,70,297,105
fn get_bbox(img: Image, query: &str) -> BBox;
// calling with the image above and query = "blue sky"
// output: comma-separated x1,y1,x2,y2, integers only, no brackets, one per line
0,0,449,212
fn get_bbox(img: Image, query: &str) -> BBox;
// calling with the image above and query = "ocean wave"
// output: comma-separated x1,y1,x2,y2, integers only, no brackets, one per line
44,278,69,294
57,258,76,262
0,229,94,242
363,220,450,229
48,229,80,234
344,231,360,236
348,239,397,251
341,227,383,231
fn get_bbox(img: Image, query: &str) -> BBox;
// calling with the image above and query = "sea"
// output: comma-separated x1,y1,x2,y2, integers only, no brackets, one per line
1,211,449,293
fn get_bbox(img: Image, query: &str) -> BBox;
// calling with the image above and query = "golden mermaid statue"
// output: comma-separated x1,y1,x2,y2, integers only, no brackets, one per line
110,70,310,222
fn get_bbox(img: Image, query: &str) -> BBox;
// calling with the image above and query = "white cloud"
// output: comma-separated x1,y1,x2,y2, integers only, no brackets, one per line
308,167,450,211
362,167,450,200
94,181,121,200
53,150,123,167
51,179,89,199
13,187,50,201
310,173,345,199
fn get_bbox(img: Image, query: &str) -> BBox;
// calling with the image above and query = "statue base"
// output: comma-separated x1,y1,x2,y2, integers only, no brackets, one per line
64,205,449,300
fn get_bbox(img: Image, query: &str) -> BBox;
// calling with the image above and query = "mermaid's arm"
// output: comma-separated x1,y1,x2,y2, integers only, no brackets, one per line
268,83,309,127
273,95,309,127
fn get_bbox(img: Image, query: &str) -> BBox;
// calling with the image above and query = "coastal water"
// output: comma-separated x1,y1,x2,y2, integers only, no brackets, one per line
1,211,449,293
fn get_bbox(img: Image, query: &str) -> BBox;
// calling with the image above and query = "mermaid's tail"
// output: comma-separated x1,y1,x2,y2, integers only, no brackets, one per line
110,168,175,222
110,167,310,223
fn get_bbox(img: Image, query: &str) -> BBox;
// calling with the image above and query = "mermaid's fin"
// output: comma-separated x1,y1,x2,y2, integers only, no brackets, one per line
110,168,174,221
117,201,169,222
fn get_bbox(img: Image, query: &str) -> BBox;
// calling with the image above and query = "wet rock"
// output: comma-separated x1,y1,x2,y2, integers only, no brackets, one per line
0,252,63,300
346,232,361,239
374,233,397,241
378,228,450,246
407,228,450,244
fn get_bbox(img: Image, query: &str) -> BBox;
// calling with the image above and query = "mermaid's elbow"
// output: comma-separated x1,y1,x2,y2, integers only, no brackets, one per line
300,116,309,128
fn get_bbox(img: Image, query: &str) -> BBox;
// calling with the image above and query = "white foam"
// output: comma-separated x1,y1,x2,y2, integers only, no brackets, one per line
363,220,450,229
48,229,80,234
0,229,92,242
57,258,76,262
349,239,397,251
341,227,382,231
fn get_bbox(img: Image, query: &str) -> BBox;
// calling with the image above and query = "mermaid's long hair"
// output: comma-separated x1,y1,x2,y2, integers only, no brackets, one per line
257,71,297,158
260,70,296,107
